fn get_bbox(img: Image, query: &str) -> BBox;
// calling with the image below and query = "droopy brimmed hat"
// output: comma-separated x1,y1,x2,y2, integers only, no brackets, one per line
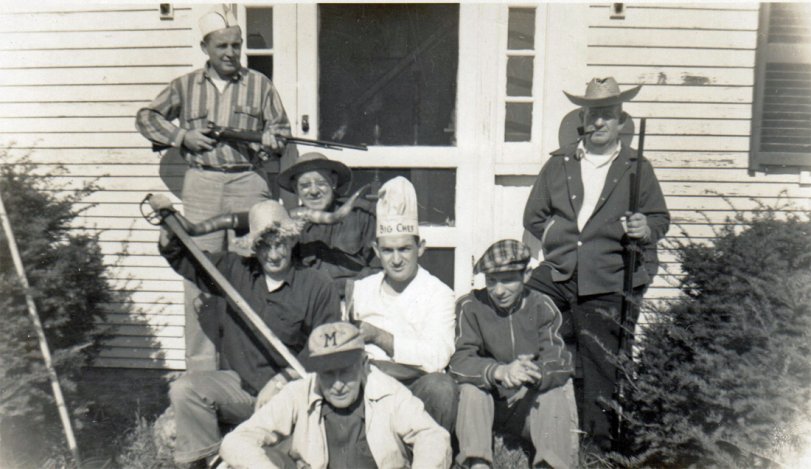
199,4,239,38
235,200,303,252
376,176,418,238
474,239,531,275
278,152,353,196
302,322,365,373
563,77,641,107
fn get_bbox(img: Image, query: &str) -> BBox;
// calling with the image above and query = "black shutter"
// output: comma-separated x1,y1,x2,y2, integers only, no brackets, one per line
750,3,811,170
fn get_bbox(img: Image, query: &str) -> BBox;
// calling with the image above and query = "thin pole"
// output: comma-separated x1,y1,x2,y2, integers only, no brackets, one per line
0,191,81,466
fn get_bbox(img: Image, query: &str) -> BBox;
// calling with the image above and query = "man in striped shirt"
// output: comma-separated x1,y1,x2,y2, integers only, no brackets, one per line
136,5,292,372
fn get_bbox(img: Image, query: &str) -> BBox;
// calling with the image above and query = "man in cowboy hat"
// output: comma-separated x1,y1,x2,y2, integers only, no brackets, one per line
523,77,670,450
137,4,292,372
158,200,340,468
450,239,579,469
220,322,452,468
278,152,379,291
345,177,459,432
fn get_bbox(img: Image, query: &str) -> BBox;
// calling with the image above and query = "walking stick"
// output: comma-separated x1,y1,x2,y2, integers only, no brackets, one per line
614,117,646,442
0,192,81,467
142,194,307,378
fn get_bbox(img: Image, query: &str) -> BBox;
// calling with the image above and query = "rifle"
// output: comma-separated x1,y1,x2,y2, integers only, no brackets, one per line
614,117,646,442
150,123,368,153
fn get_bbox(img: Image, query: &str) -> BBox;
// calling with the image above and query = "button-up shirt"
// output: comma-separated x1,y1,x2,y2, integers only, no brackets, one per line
576,140,622,232
136,64,291,168
322,391,377,469
348,268,456,373
160,235,340,394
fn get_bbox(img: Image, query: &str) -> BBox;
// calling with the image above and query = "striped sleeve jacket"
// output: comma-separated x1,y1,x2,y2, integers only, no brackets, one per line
135,65,291,167
449,288,573,394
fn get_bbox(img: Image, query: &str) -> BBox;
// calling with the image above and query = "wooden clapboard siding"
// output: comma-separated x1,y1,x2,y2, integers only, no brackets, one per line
0,4,197,370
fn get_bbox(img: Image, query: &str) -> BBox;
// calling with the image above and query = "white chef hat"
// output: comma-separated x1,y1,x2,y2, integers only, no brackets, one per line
199,4,239,38
376,176,419,238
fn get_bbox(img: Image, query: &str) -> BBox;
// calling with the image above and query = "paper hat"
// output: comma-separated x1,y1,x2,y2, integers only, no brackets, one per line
302,322,365,372
376,176,418,238
563,77,641,107
199,4,239,38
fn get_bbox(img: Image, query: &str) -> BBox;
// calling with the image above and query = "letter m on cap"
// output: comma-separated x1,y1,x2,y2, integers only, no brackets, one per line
323,331,338,348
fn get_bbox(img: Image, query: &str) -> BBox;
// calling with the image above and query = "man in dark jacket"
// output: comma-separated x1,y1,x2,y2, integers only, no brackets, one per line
523,77,670,450
450,240,578,469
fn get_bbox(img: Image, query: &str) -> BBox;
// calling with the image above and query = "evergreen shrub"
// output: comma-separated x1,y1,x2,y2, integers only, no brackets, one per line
0,159,122,465
619,207,811,467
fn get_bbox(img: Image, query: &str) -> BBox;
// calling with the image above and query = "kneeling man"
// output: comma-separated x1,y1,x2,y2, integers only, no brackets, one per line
450,240,579,469
220,322,452,468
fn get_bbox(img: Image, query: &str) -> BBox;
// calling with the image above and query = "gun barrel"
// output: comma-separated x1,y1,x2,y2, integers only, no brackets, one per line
211,125,368,151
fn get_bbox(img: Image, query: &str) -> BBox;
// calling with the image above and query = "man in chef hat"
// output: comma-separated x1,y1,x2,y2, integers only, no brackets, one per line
344,176,459,432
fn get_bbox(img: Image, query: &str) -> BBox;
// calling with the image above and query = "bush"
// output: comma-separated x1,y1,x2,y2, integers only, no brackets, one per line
618,208,811,467
0,159,121,466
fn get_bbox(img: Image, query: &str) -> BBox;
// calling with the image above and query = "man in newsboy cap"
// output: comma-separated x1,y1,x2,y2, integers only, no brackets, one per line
138,5,292,372
220,322,451,469
523,77,670,450
450,240,578,469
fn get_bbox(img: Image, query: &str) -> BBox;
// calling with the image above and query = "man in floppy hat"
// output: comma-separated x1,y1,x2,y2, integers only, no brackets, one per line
450,239,578,469
220,322,451,468
137,4,292,371
523,77,670,450
158,200,339,468
345,176,459,432
278,152,378,291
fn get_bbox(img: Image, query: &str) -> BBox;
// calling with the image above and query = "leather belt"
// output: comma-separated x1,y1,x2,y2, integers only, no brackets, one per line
190,163,255,173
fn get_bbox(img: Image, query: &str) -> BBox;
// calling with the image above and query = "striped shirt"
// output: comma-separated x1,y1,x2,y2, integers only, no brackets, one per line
136,64,291,168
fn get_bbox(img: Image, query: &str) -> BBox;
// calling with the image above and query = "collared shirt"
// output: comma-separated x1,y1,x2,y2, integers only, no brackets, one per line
576,140,622,231
322,390,377,469
348,267,456,373
160,235,340,394
136,64,291,168
220,367,451,469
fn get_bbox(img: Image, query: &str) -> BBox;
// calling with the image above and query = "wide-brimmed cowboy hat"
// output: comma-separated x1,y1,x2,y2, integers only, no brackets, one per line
278,152,352,196
563,77,641,107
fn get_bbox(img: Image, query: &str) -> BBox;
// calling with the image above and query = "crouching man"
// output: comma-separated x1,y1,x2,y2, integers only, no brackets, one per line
220,322,452,468
450,240,579,469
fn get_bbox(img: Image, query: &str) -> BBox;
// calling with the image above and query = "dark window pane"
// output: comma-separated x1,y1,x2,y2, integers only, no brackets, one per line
421,248,454,288
350,168,455,226
246,7,273,49
247,56,273,81
506,56,534,97
318,4,459,146
505,103,532,142
508,8,535,50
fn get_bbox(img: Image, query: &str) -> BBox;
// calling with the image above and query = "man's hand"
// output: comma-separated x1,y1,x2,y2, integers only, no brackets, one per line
624,212,651,241
261,129,285,152
493,354,542,389
358,321,394,357
182,128,216,152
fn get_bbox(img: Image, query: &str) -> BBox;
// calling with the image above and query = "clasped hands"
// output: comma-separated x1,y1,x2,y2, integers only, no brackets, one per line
493,354,542,389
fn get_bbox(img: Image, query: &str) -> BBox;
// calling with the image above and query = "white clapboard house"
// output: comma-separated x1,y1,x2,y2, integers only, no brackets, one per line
1,2,809,370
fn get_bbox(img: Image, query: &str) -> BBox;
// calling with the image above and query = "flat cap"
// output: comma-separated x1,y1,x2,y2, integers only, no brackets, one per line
473,239,531,275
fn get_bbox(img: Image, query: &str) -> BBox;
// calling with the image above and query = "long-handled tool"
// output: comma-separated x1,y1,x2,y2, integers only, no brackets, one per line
142,194,307,378
0,191,81,466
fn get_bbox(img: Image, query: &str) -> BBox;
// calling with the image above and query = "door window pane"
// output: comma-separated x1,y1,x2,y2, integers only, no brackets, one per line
318,4,459,146
246,8,273,49
505,103,533,142
506,56,534,97
247,56,274,81
508,8,536,50
422,248,454,288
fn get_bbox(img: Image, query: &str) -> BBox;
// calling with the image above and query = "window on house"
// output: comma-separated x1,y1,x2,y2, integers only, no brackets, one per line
750,3,811,170
504,7,536,142
318,4,459,146
245,7,274,80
